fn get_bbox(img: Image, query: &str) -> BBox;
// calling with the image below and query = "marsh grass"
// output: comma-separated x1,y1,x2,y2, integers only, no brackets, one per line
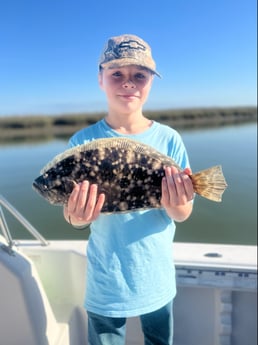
0,106,256,143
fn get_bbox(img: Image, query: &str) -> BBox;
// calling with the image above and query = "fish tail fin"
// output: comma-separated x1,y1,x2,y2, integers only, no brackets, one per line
191,165,227,202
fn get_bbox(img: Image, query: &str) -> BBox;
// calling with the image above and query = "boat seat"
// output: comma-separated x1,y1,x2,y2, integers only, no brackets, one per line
0,237,68,345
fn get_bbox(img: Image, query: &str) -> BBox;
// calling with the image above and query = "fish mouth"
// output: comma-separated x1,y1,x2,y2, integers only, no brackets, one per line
32,181,58,205
32,180,44,194
32,180,51,200
32,179,55,203
32,177,71,206
32,174,51,192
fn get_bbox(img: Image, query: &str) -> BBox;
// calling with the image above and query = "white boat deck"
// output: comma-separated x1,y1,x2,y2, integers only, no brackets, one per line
1,237,257,345
0,195,257,345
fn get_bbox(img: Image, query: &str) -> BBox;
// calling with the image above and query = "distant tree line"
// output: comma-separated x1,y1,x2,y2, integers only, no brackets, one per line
0,106,256,143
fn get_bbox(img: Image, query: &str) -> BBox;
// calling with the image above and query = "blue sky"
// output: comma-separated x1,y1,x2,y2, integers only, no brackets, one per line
0,0,257,116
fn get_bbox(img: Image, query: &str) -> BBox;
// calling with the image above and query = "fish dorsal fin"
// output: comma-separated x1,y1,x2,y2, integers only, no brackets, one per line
76,137,152,153
40,145,82,174
40,137,177,174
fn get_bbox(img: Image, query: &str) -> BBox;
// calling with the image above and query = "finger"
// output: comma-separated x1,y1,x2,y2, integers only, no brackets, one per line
76,181,90,214
91,193,106,221
165,166,179,197
183,167,192,176
67,182,81,214
161,176,169,206
174,175,186,200
181,173,194,200
84,184,99,220
161,167,177,205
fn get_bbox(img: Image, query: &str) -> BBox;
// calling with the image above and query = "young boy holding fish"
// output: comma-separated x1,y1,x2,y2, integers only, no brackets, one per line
64,34,194,345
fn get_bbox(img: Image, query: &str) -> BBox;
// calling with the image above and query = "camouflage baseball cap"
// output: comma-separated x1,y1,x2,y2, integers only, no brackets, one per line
99,34,161,78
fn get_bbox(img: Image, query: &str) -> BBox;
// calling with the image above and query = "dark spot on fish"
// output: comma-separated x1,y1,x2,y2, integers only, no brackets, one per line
119,177,130,188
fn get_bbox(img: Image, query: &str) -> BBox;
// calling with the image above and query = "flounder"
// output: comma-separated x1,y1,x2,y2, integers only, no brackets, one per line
32,137,227,213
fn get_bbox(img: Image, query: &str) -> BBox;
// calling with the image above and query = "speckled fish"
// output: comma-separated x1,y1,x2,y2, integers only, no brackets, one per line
32,137,227,213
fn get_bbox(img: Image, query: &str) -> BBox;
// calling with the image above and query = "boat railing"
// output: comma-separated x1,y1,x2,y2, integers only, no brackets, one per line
0,194,49,253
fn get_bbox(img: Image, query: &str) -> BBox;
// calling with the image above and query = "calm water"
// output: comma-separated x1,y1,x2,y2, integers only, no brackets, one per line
0,123,257,244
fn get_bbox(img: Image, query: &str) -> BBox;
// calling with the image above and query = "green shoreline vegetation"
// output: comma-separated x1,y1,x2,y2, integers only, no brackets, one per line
0,106,256,144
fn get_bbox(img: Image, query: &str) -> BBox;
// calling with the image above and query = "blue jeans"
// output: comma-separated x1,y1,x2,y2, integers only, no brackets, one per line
87,301,173,345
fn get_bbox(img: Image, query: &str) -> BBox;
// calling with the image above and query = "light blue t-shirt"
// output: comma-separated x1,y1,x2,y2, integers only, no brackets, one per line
69,119,190,317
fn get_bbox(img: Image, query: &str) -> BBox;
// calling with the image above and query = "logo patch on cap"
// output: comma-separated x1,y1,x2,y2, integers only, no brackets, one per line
105,39,146,60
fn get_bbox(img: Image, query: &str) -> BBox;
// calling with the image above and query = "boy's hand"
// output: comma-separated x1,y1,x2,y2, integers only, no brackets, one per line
64,181,105,226
161,166,194,222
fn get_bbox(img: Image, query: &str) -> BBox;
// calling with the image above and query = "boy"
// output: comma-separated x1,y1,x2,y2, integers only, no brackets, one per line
64,34,194,345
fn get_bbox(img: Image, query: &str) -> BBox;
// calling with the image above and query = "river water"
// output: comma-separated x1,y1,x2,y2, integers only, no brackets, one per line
0,123,256,244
